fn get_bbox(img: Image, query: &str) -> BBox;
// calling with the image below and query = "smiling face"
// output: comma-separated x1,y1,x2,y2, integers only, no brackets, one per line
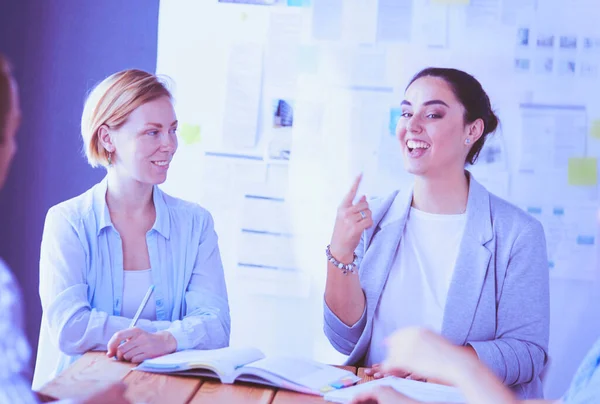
397,76,473,178
106,96,178,185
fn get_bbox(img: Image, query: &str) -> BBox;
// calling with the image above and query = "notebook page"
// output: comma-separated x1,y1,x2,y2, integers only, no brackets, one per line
243,357,360,391
139,347,264,372
324,376,465,403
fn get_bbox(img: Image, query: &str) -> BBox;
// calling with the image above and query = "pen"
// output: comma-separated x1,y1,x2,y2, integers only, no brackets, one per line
114,284,155,359
129,284,155,328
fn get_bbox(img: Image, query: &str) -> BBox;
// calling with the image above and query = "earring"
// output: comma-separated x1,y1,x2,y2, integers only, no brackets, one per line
107,152,113,166
465,138,471,145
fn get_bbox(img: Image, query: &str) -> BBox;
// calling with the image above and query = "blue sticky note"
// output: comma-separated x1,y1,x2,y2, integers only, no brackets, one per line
287,0,309,6
577,235,595,245
553,207,564,216
527,206,542,215
389,107,402,135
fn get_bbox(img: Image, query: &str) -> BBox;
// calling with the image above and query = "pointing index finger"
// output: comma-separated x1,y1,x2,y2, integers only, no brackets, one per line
341,174,363,207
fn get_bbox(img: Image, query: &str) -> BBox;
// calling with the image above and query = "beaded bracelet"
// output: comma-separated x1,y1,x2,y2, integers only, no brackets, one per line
325,244,358,275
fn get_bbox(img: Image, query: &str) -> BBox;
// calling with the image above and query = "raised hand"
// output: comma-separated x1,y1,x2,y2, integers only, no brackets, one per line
330,174,373,263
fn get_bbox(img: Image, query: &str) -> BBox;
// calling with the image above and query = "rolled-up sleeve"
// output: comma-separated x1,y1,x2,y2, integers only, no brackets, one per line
165,211,231,351
469,220,549,387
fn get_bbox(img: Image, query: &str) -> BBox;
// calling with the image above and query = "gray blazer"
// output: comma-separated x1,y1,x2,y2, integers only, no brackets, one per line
324,173,550,399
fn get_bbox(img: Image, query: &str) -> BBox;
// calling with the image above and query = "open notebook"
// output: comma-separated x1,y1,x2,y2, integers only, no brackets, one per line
324,376,466,403
135,347,360,395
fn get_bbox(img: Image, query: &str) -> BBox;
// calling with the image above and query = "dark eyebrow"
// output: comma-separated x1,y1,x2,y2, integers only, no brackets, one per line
423,100,449,107
400,100,449,108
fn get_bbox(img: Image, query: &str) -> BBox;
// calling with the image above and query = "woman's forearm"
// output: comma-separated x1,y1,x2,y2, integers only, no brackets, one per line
324,261,366,326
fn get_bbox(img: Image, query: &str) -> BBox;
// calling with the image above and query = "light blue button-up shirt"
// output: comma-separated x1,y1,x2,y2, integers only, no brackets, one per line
562,337,600,403
32,178,230,389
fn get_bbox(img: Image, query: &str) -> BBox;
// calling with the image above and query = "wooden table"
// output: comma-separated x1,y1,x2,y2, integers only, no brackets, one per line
38,352,376,403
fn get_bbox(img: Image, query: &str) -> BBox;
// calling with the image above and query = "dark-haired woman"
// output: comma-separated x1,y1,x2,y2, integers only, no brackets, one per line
323,67,549,399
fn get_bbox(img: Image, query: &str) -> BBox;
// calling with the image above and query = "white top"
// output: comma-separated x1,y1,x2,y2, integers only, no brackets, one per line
366,207,467,365
122,269,157,321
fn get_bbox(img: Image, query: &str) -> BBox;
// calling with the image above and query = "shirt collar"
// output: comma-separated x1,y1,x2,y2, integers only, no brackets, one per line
151,185,171,240
93,177,171,239
93,177,112,235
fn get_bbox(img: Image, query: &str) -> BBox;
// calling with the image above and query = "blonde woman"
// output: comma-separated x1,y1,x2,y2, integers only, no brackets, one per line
33,69,230,389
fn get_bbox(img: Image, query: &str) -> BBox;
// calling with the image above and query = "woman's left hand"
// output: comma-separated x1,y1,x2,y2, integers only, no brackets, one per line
106,328,177,363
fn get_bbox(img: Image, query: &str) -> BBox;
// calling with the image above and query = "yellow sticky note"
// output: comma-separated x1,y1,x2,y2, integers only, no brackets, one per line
431,0,470,4
590,120,600,139
568,158,598,186
178,123,201,145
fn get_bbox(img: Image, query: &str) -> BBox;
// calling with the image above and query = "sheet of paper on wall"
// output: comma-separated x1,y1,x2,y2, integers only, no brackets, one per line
238,229,296,270
415,2,448,48
318,47,389,89
241,194,293,235
236,264,311,298
372,127,413,199
348,90,390,182
531,204,599,281
469,168,510,200
340,0,378,44
500,0,536,26
222,42,263,149
512,169,599,212
519,104,587,172
264,11,304,91
465,0,500,28
311,0,343,41
376,0,413,43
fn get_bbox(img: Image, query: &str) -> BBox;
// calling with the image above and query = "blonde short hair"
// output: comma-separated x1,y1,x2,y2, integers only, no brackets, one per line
81,69,172,167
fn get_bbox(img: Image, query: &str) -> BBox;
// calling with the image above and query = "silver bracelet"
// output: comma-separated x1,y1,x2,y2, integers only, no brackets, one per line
326,244,358,275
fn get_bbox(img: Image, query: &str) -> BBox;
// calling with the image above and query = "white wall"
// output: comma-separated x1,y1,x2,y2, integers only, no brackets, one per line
157,0,600,398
